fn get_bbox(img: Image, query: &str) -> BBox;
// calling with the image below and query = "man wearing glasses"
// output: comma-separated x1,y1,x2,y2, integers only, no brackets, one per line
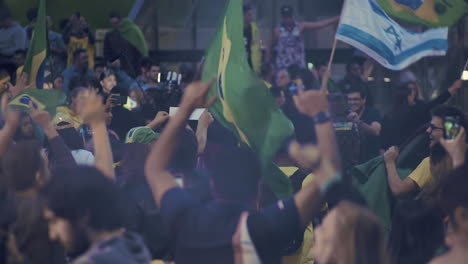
346,87,382,163
383,105,467,197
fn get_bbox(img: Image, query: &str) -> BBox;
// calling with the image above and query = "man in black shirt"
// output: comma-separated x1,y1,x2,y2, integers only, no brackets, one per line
346,87,382,163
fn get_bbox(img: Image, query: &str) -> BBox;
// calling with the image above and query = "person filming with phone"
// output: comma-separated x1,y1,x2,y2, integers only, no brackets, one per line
384,105,467,198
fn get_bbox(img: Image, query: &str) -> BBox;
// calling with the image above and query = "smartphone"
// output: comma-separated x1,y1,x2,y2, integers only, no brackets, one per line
307,62,314,71
288,83,298,95
123,97,137,110
113,95,127,105
444,116,461,140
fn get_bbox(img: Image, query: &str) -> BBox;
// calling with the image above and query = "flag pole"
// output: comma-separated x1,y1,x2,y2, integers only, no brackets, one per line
327,38,338,72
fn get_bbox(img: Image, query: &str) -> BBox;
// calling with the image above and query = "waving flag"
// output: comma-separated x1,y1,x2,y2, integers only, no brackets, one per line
23,0,47,89
336,0,448,70
202,0,294,198
9,89,67,116
375,0,468,28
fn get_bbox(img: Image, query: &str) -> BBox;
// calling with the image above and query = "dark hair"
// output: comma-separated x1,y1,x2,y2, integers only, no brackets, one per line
346,87,367,99
243,4,252,14
109,11,121,19
72,49,87,62
270,86,283,98
99,70,116,81
3,140,42,192
59,18,69,31
431,105,467,134
346,57,363,72
139,57,154,72
261,63,273,78
388,83,412,118
69,86,88,100
14,49,26,57
120,143,150,182
42,166,125,231
211,145,261,202
287,64,302,80
56,123,84,150
169,129,198,173
438,164,468,225
14,112,35,142
26,8,38,23
298,68,316,90
94,63,105,70
69,77,91,92
179,63,194,83
280,5,294,17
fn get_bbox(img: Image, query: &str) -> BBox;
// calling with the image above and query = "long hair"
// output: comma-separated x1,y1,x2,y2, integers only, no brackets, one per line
335,201,390,264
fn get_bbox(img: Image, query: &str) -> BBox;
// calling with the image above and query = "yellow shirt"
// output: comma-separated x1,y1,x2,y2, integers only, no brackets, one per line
280,167,315,264
67,36,95,69
408,157,432,189
53,106,83,130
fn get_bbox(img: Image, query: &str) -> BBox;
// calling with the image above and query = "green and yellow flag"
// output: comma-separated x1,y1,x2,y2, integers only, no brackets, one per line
23,0,47,89
118,18,148,57
376,0,468,27
9,89,67,116
202,0,294,198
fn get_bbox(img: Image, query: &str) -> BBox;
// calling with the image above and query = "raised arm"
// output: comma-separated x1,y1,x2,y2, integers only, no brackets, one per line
146,111,170,130
78,91,115,180
29,103,76,167
384,147,417,196
145,80,216,207
289,83,341,227
0,95,19,157
300,16,340,31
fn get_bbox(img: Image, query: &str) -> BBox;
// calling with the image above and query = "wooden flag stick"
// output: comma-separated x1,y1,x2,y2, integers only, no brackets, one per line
327,38,338,72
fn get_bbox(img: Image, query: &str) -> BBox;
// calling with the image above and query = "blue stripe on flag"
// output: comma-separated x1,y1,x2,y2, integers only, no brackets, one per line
337,24,448,65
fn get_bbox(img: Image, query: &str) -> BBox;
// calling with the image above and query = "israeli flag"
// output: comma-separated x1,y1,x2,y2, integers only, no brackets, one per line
336,0,448,70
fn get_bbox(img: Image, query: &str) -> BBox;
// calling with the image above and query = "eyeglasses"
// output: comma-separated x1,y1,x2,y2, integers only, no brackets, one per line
428,124,444,131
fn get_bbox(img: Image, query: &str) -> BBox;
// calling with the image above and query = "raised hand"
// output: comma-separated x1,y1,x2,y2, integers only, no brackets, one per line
448,79,463,95
180,79,217,110
1,94,19,129
384,146,399,163
10,72,31,97
29,101,52,129
439,127,467,168
78,90,106,126
293,89,329,117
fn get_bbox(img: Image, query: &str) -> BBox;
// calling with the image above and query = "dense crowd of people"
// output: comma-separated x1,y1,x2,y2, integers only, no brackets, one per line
0,3,467,264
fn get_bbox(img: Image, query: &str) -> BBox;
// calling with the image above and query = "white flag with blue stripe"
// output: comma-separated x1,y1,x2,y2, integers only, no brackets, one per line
336,0,448,70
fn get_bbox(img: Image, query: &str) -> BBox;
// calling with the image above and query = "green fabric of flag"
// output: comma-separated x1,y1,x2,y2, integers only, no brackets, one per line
118,18,149,57
23,0,47,89
375,0,468,27
352,133,429,236
9,89,67,117
202,0,295,199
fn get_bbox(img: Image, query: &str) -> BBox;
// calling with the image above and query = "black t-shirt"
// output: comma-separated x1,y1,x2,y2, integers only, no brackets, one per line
244,25,253,68
161,187,302,264
359,106,382,163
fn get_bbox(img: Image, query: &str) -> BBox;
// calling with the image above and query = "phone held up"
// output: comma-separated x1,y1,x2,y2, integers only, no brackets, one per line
444,116,461,140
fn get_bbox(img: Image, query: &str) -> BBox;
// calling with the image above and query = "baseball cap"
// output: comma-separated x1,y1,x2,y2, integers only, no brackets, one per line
281,5,293,17
125,126,159,144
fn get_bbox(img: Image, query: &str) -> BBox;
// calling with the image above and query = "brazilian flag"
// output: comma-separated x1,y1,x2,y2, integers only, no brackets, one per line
376,0,468,27
9,89,67,116
23,0,47,89
202,0,295,199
